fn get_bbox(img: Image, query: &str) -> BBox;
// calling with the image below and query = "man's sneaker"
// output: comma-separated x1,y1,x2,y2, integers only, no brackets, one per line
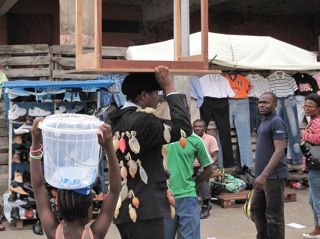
200,205,211,219
72,92,81,102
25,88,47,96
67,104,84,113
5,88,31,96
43,94,53,102
63,92,72,102
8,104,27,120
55,105,66,114
28,106,51,117
13,124,32,134
46,88,66,94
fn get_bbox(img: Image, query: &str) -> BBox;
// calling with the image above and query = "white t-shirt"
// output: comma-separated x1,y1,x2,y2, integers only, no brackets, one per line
199,74,235,98
246,73,271,98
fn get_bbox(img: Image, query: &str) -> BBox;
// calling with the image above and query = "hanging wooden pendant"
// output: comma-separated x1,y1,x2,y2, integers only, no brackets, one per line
179,129,187,149
125,152,137,178
113,131,120,151
119,132,126,153
129,203,137,222
162,145,168,159
114,196,122,219
120,183,129,202
128,131,140,154
137,159,148,184
128,159,138,178
120,161,128,180
130,190,140,208
163,124,172,143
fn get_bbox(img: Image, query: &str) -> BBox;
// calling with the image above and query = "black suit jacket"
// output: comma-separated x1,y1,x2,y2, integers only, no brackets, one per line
108,93,192,224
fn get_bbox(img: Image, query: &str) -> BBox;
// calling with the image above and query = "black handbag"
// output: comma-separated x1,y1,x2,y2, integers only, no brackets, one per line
300,141,320,170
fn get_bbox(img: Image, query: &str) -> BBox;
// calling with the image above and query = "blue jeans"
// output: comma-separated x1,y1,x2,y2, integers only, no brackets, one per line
276,96,303,164
308,170,320,227
249,97,262,134
250,179,286,239
164,197,200,239
228,98,253,167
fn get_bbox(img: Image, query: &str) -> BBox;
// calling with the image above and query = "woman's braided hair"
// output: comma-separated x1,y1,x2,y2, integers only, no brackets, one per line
57,189,93,222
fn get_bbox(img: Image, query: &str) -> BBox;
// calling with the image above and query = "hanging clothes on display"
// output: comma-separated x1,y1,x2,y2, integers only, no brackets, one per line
98,74,127,108
267,71,302,164
199,74,235,168
246,72,271,134
292,72,319,126
190,75,204,123
225,73,253,168
312,72,320,90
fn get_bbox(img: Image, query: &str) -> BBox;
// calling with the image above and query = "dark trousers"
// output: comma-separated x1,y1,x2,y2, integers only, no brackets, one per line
249,97,262,135
116,218,164,239
251,179,286,239
200,97,234,167
198,180,211,201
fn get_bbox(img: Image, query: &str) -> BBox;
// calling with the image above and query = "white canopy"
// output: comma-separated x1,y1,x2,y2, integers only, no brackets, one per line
126,32,320,71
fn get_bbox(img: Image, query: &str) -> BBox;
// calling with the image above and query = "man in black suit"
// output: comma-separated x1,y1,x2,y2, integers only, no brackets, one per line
108,66,192,239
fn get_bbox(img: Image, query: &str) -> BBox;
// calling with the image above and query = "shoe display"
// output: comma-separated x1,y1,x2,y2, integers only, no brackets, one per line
19,194,28,201
95,105,112,117
35,95,45,103
9,183,28,195
5,88,31,96
20,201,36,210
55,105,66,114
14,170,23,183
25,88,47,96
43,94,53,102
25,208,34,219
46,88,66,94
12,151,21,163
13,124,32,134
28,106,51,117
67,104,84,113
13,135,23,145
25,115,34,124
54,93,64,102
63,92,72,102
8,104,27,120
22,133,32,144
33,221,43,235
23,171,31,183
20,151,29,163
10,207,20,220
200,205,211,219
8,192,17,202
72,92,81,102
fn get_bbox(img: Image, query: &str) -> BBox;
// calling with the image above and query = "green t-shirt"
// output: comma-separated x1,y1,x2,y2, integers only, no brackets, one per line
167,133,213,198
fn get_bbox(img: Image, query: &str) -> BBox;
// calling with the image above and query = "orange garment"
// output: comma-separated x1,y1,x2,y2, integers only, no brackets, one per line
225,73,251,99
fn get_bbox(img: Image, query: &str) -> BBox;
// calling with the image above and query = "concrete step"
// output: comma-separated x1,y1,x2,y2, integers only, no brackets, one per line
0,101,5,115
0,152,8,165
0,136,8,153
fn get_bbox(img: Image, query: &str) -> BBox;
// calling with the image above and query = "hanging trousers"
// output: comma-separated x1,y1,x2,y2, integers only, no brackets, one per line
200,97,235,167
